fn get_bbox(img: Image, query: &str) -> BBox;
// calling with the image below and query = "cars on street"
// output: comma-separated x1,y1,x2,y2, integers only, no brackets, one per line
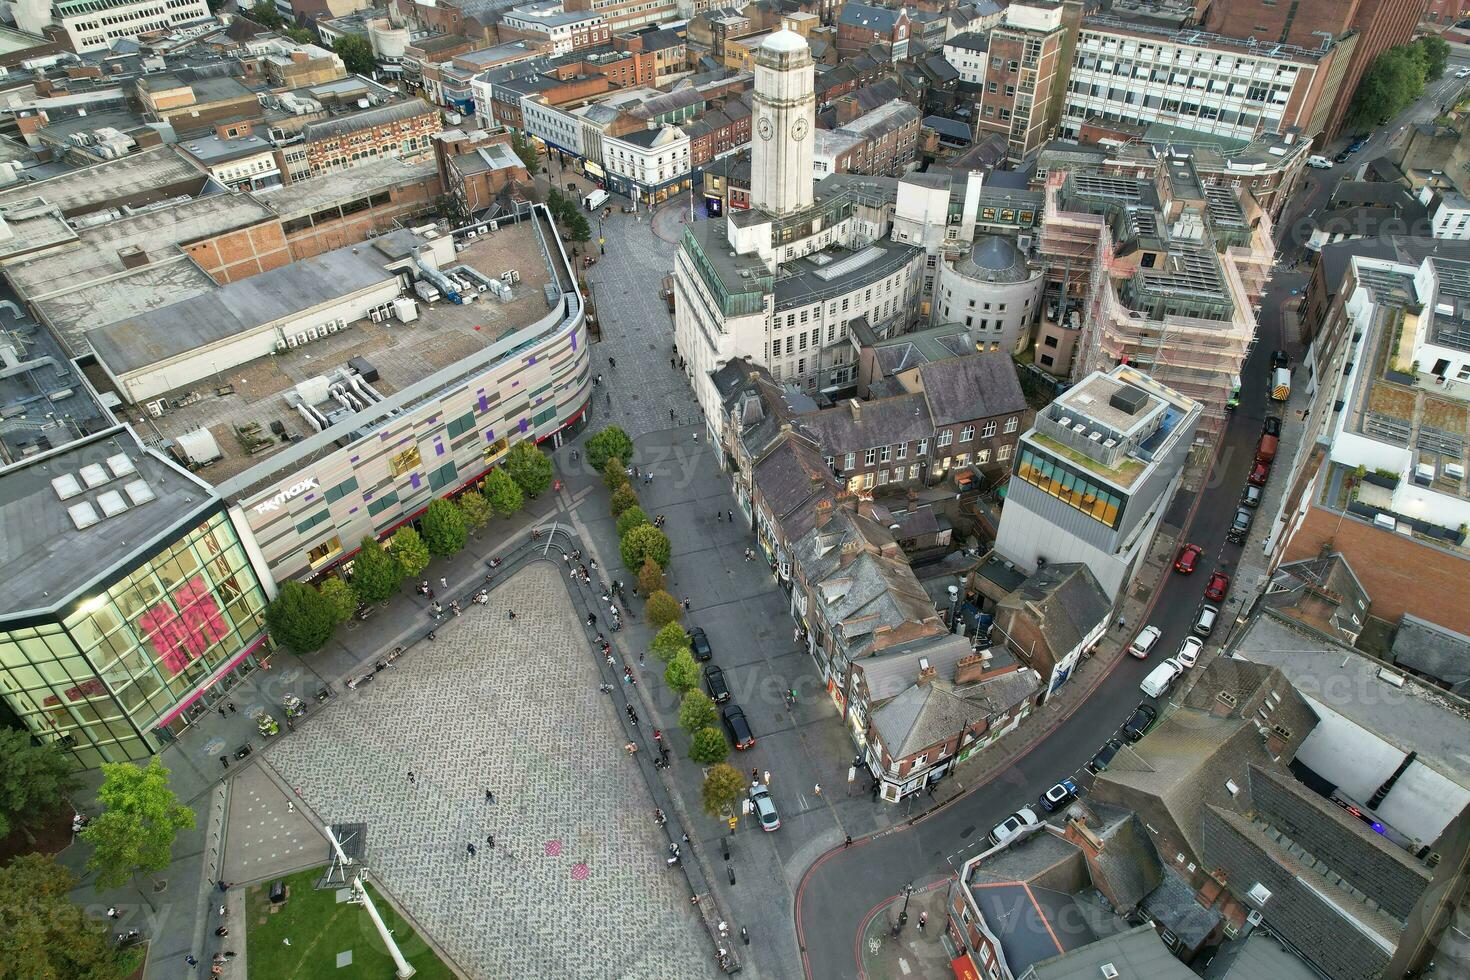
1334,149,1352,163
1121,702,1158,742
688,626,712,662
1228,506,1254,544
704,664,731,703
1347,137,1368,153
1174,543,1203,574
1306,154,1333,169
988,806,1040,846
1128,625,1162,659
1263,415,1282,437
1241,485,1263,508
1271,350,1290,369
1140,658,1184,698
1038,779,1078,812
749,784,780,831
1087,738,1124,775
1205,571,1231,603
1176,635,1203,668
722,704,755,749
1193,604,1220,637
1458,67,1470,78
1248,461,1271,487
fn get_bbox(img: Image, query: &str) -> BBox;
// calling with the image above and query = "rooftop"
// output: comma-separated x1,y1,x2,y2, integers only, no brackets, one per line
967,882,1103,973
1026,924,1195,980
0,294,110,465
0,425,216,617
176,131,274,164
1392,613,1470,693
774,237,922,311
100,221,557,486
263,156,439,218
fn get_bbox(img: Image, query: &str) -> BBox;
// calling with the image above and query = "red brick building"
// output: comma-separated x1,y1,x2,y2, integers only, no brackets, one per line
835,1,911,61
685,96,751,167
1425,0,1470,26
300,100,441,177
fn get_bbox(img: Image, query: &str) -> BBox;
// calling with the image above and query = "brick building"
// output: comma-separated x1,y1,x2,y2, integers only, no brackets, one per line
300,100,441,176
835,1,910,61
268,155,443,260
684,95,751,168
499,3,611,53
812,98,919,178
969,0,1071,164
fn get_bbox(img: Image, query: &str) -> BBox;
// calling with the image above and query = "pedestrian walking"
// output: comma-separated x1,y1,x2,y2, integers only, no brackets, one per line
844,835,852,848
682,596,691,611
185,954,199,966
467,843,477,857
609,356,617,369
751,768,759,782
627,704,639,727
624,666,636,685
654,808,666,825
440,577,448,591
694,431,700,442
588,612,598,627
625,741,638,756
218,706,226,718
671,357,677,369
107,906,119,918
226,701,236,714
485,789,495,803
669,408,676,421
220,756,229,770
813,783,822,797
282,938,291,947
218,905,227,917
487,834,495,848
215,927,229,938
918,912,927,933
763,770,771,785
508,610,517,620
407,770,416,784
728,510,734,523
287,801,294,813
717,510,723,522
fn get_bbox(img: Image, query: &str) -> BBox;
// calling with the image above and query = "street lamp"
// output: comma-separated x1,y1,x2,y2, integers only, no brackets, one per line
892,881,914,935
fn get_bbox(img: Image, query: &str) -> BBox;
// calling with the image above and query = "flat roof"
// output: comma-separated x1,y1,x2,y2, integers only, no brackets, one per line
0,293,109,464
0,426,216,617
99,220,557,486
0,25,46,54
774,237,922,311
177,131,274,164
968,882,1100,973
263,156,439,218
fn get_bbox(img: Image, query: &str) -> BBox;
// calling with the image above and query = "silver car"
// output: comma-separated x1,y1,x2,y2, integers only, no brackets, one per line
749,784,780,831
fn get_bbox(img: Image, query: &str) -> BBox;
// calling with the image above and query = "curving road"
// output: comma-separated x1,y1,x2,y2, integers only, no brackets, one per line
792,267,1304,980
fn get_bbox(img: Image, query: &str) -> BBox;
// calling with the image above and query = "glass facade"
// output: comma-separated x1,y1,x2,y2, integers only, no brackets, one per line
0,511,270,768
1015,445,1125,528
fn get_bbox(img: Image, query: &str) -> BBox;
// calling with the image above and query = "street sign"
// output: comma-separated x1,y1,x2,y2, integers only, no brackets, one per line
727,816,738,831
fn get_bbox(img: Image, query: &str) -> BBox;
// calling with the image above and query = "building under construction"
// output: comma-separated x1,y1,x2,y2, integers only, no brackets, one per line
1034,155,1274,438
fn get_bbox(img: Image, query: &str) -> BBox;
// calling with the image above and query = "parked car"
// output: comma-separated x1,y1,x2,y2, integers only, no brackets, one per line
688,627,712,662
1194,604,1220,637
1248,461,1271,487
1128,625,1163,659
1241,484,1263,509
1176,635,1203,668
1263,415,1282,437
722,704,755,750
1347,137,1369,153
1087,738,1124,775
1174,543,1204,574
1457,67,1470,78
1256,433,1279,464
1306,154,1333,169
988,806,1040,846
1140,658,1184,698
1334,149,1352,163
749,784,780,831
1228,506,1254,544
1121,702,1158,742
1038,779,1078,813
704,664,731,703
1205,570,1231,603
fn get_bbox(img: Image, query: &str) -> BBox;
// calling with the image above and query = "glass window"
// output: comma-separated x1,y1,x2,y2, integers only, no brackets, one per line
961,425,975,442
389,446,421,476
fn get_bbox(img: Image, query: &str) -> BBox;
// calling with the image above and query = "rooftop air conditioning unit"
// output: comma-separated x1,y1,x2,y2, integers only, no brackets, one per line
146,399,167,416
295,334,308,346
286,335,299,348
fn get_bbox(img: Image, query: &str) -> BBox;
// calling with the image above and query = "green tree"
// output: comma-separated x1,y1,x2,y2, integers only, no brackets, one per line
547,188,574,224
351,536,402,604
1348,43,1429,128
264,580,336,654
609,483,639,517
645,589,681,627
333,34,376,76
0,854,137,979
637,555,666,597
284,26,313,43
82,760,195,892
602,456,629,492
566,209,592,243
505,441,553,497
1418,35,1450,81
678,689,717,732
317,577,358,626
616,505,650,539
664,648,699,694
390,525,431,579
585,426,634,472
620,524,671,570
458,490,493,533
701,763,744,817
249,0,282,27
421,498,468,559
689,727,729,765
484,467,524,516
511,130,540,171
0,731,78,844
651,621,690,663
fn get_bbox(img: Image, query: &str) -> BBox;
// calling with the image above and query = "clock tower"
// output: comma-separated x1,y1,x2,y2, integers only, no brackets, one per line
750,29,815,218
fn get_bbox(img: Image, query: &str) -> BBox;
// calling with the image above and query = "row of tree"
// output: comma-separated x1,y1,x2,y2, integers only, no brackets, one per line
1348,35,1451,130
265,442,554,653
546,189,594,244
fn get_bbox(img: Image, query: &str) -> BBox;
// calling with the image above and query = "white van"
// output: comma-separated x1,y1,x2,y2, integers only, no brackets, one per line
1306,154,1333,169
583,188,609,211
1140,658,1183,699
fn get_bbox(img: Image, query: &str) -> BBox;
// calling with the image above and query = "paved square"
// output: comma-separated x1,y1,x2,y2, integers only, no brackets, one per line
267,561,715,979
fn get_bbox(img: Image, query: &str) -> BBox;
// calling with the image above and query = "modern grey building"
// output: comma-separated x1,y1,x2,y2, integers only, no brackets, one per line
995,364,1200,599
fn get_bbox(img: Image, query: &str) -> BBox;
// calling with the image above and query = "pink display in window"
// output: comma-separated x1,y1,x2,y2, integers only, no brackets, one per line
137,576,230,674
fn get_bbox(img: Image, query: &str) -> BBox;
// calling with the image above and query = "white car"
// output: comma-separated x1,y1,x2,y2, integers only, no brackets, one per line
749,784,780,832
1457,68,1470,78
1128,625,1162,659
1176,635,1203,668
988,806,1040,846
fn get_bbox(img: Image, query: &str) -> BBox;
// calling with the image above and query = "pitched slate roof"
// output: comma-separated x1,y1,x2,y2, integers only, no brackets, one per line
839,1,903,32
1391,613,1470,692
996,563,1110,661
913,350,1027,427
1141,867,1220,948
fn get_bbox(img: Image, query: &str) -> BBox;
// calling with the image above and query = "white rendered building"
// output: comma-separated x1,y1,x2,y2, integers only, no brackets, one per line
13,0,213,53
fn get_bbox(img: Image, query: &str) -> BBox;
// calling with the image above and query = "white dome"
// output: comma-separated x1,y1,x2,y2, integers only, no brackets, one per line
762,29,808,54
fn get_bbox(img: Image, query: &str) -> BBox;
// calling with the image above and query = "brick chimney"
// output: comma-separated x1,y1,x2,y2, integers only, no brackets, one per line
953,651,989,685
291,50,310,63
1211,691,1238,718
849,398,862,421
916,657,935,686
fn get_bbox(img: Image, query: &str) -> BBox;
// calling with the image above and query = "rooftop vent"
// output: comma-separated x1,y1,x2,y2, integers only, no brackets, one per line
123,479,156,505
67,501,99,529
105,453,136,479
96,490,127,517
51,473,82,499
78,462,109,487
1110,384,1148,416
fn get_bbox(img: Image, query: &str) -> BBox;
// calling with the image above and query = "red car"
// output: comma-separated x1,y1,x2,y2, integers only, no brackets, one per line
1174,543,1203,574
1248,461,1271,487
1205,571,1231,603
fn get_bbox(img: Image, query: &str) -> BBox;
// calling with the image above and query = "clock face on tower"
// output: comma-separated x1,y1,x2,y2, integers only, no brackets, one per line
791,118,809,142
757,117,774,141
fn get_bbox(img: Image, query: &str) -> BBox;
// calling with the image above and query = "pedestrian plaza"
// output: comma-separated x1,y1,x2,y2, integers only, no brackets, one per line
267,561,714,978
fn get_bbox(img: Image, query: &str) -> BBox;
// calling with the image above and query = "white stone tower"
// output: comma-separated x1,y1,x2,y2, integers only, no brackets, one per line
751,29,815,218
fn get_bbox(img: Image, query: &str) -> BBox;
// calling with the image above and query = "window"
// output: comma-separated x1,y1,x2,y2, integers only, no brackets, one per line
879,446,891,463
997,444,1011,461
937,430,953,447
389,446,421,477
447,411,476,437
367,490,399,517
982,421,997,438
916,438,927,456
844,452,856,470
960,425,975,442
896,443,907,460
307,536,342,566
865,448,877,466
1004,417,1018,434
323,477,358,504
977,449,990,464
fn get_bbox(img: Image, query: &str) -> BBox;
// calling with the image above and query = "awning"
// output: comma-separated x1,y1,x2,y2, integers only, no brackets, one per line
584,160,605,178
950,953,980,980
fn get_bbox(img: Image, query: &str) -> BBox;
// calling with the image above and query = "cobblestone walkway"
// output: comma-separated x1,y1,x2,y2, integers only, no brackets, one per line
267,561,715,979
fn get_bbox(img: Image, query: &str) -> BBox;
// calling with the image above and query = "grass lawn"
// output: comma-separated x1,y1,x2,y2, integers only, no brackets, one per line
245,866,456,979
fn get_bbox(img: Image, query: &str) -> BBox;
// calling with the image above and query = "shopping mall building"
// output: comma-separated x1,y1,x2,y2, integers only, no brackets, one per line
0,202,590,766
